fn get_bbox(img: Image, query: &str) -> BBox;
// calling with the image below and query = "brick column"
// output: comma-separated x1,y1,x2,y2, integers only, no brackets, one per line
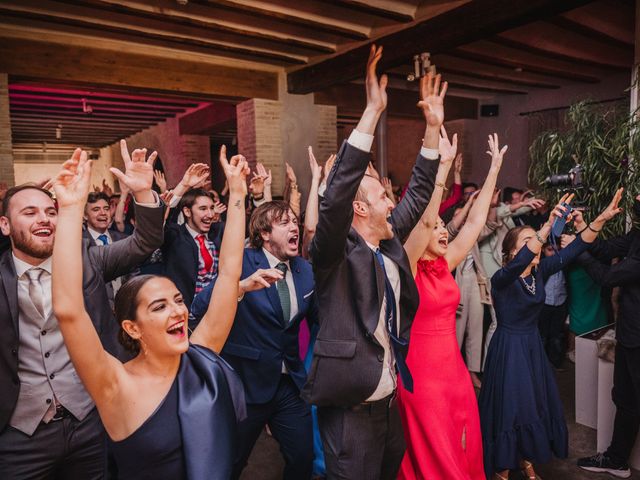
0,74,15,186
236,79,337,206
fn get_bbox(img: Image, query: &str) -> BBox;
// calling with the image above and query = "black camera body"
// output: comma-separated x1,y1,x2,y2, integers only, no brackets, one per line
543,164,584,188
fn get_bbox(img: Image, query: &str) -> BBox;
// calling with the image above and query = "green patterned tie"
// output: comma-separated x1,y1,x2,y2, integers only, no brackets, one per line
275,262,290,324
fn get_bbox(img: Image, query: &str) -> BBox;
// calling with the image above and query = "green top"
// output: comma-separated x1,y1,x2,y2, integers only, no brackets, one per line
566,266,607,336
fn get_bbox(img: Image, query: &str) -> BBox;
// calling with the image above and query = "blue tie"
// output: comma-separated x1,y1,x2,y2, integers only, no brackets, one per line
97,234,109,246
374,249,413,392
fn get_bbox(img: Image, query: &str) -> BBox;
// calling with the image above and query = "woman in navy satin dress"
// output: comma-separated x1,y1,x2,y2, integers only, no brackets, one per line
50,146,272,480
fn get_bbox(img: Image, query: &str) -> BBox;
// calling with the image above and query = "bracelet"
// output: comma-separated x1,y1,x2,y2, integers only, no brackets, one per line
290,183,298,190
435,181,448,191
534,232,545,244
587,223,601,233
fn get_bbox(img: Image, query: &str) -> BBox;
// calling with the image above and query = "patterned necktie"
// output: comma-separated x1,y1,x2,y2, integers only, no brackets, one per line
97,234,109,246
275,262,290,324
25,268,45,318
196,234,214,272
374,249,414,392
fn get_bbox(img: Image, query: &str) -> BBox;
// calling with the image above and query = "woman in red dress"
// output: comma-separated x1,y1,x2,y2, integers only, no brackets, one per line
398,129,507,479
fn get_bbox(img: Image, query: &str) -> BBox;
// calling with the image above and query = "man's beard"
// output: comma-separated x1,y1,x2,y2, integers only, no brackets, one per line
11,230,54,259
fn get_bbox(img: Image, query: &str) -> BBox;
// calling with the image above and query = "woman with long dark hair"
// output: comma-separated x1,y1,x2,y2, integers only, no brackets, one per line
51,146,252,480
479,189,623,480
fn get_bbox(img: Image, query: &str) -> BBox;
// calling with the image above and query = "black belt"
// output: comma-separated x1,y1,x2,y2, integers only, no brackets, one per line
349,392,397,413
49,405,73,422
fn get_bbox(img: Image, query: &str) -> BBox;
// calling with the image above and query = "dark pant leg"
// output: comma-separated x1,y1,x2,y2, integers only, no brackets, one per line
267,376,313,480
319,400,400,480
231,402,272,480
380,401,406,480
547,304,567,368
0,422,62,480
606,344,640,464
56,408,107,480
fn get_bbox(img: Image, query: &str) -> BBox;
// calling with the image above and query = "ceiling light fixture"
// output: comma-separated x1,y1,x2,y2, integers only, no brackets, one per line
55,124,62,140
82,98,93,114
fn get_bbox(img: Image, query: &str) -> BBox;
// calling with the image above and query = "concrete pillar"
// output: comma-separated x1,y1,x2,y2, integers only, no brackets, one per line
236,76,337,206
0,73,15,186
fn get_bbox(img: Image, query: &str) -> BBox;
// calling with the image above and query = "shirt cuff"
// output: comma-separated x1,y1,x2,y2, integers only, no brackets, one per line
318,183,327,198
168,194,182,209
420,147,439,160
133,190,161,207
348,129,374,153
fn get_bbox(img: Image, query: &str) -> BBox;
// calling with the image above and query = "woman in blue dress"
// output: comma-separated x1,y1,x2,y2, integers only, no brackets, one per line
479,189,624,480
50,146,263,480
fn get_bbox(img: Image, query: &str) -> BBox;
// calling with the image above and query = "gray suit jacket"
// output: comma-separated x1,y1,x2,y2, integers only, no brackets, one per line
0,202,164,432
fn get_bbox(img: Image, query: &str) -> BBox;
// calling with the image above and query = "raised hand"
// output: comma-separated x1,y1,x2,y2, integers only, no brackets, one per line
53,148,93,208
214,201,227,216
545,192,575,227
239,268,283,295
486,133,508,171
285,162,297,185
365,44,388,114
366,161,380,180
524,197,546,210
438,125,458,166
101,179,114,197
219,145,249,197
249,172,265,196
110,140,157,203
323,154,336,181
418,72,447,128
153,170,167,193
308,146,322,181
454,154,463,175
256,162,272,187
596,187,624,222
180,163,210,189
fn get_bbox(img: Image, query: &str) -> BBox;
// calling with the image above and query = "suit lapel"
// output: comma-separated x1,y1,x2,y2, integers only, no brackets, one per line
288,257,306,329
180,224,199,265
0,252,20,335
252,249,286,326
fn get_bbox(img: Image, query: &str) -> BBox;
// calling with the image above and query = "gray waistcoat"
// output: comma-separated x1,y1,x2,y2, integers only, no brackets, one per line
9,275,93,436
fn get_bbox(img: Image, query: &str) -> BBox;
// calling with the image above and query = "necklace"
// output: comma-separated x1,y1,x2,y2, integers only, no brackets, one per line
521,275,536,295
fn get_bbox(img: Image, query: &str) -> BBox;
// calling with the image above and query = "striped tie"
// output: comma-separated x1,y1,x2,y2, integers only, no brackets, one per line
275,262,290,324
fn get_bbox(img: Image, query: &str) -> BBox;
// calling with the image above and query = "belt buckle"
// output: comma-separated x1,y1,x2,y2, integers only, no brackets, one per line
51,405,66,422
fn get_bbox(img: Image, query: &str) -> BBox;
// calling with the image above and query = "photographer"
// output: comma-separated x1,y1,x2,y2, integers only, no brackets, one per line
575,194,640,478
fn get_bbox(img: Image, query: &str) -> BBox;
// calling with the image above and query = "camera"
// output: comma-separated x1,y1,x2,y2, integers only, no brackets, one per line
543,164,584,188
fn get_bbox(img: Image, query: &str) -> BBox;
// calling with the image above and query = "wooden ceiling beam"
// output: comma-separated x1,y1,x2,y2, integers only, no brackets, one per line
548,17,633,51
317,0,415,23
10,94,192,111
495,23,632,70
453,41,603,83
287,0,594,94
55,0,335,54
10,107,169,121
203,0,372,40
179,103,237,135
11,116,163,127
0,38,279,100
90,0,345,45
10,100,188,116
0,10,308,66
559,0,635,45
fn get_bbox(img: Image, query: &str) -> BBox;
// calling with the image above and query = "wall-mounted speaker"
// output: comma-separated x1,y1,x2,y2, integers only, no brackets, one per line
481,104,499,117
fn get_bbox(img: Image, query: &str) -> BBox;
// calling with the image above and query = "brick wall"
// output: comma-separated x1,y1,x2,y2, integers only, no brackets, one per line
0,74,15,186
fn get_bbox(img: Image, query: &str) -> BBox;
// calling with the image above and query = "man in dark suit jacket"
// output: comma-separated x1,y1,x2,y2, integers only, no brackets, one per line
192,200,319,480
0,144,164,479
302,45,443,479
163,187,225,312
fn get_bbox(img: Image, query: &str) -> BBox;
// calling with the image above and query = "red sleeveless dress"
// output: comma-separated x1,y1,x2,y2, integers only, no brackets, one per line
398,256,484,479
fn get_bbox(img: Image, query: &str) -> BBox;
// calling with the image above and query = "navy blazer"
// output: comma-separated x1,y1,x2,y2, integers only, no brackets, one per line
162,221,224,310
191,247,318,405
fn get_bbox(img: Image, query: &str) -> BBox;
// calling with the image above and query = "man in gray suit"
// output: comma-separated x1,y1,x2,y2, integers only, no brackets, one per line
0,143,164,479
303,45,442,479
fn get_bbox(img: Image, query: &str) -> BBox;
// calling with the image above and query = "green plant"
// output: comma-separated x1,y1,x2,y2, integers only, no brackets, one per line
529,100,640,238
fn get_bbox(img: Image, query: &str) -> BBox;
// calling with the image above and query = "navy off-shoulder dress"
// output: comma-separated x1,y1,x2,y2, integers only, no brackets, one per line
479,235,589,476
108,344,246,480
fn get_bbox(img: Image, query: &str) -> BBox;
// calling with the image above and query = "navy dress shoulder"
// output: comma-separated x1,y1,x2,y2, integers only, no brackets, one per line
478,236,588,476
108,344,246,480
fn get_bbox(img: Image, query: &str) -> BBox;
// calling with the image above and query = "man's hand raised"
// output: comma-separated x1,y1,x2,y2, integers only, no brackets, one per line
110,139,157,204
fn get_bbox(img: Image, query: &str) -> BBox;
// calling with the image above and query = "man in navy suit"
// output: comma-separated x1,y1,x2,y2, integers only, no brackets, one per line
192,200,318,480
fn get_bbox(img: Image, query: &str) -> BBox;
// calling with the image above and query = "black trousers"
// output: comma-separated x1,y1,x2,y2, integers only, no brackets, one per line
538,303,567,369
606,343,640,464
318,394,406,480
0,407,106,480
232,374,313,480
